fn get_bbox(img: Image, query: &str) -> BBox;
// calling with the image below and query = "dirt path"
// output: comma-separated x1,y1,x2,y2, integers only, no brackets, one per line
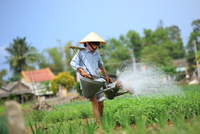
45,93,81,105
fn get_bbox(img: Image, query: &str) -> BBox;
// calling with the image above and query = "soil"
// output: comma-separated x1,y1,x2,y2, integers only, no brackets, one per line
70,95,87,102
177,78,200,85
176,78,189,85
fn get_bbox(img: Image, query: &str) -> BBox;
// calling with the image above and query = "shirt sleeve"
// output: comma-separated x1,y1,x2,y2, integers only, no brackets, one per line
70,50,83,71
98,53,104,69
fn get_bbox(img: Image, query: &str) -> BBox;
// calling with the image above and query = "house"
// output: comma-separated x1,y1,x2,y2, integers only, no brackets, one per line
0,81,32,102
173,58,188,72
173,58,189,79
21,68,54,98
21,68,54,83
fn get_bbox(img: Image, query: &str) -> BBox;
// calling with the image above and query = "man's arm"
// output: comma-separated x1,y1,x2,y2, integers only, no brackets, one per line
100,66,113,83
70,51,92,79
77,68,92,79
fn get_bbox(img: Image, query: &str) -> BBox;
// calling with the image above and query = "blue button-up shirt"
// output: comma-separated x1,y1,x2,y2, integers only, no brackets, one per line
70,47,104,77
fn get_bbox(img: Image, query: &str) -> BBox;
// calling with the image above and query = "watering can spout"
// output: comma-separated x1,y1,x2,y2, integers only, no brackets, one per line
103,82,129,100
114,91,129,97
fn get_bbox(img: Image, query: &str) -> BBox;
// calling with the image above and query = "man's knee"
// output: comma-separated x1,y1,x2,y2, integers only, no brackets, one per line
98,101,104,108
90,97,97,102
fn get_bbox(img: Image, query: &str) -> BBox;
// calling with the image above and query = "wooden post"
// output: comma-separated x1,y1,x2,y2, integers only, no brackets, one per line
194,40,200,78
5,101,26,134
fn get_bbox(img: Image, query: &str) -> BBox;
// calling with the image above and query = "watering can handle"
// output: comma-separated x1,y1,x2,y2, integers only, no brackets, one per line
100,76,114,83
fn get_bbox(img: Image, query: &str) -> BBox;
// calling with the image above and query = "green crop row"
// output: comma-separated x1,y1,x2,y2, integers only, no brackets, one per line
23,90,200,133
29,102,93,124
0,115,8,134
1,84,200,133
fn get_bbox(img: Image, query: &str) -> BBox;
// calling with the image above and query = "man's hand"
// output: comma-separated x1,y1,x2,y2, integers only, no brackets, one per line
115,80,122,88
100,67,113,83
77,68,92,79
104,75,114,83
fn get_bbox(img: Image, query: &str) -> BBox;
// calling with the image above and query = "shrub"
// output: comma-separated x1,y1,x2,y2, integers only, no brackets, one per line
31,111,49,122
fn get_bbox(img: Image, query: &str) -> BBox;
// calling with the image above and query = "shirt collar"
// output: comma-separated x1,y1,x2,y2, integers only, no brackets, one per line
85,47,98,55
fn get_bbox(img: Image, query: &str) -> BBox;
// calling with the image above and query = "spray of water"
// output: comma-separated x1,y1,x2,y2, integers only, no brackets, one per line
116,58,184,98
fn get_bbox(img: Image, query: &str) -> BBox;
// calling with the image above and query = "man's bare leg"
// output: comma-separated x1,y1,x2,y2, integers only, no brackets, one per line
98,101,104,116
90,97,101,124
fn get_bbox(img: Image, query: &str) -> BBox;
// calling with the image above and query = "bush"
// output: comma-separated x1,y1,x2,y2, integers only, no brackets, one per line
6,94,19,102
43,110,65,123
31,111,49,122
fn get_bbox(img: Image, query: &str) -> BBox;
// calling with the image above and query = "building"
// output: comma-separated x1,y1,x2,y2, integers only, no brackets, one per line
0,81,32,102
173,58,188,73
173,58,189,80
21,68,54,98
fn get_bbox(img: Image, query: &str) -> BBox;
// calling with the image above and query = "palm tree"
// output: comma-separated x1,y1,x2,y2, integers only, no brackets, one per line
5,37,39,75
39,47,64,74
0,69,7,87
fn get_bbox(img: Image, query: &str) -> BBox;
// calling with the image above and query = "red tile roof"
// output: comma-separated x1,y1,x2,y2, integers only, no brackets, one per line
21,68,55,83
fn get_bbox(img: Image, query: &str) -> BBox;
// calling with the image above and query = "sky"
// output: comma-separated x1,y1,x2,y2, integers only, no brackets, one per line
0,0,200,80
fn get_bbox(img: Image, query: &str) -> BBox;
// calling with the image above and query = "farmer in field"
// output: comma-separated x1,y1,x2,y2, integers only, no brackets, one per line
70,32,113,124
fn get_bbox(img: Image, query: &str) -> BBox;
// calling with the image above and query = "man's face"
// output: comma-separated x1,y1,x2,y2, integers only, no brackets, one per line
86,42,100,52
89,43,98,49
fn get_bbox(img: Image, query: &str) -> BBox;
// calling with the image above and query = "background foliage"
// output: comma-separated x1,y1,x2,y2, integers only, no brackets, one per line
1,19,200,85
50,71,76,93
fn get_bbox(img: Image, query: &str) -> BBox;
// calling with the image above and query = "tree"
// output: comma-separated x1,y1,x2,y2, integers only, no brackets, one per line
64,41,74,71
165,25,185,59
142,26,168,46
5,37,39,75
0,69,7,87
141,44,172,66
39,47,64,74
140,23,185,67
126,30,142,58
186,19,200,65
64,41,77,78
141,28,171,66
99,37,131,74
195,50,200,63
50,71,76,94
161,65,176,76
142,29,154,46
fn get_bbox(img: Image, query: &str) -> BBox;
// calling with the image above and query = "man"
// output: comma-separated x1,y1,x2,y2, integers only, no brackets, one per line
70,32,113,124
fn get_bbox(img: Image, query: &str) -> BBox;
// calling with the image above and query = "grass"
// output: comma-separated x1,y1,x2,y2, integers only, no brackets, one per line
1,84,200,133
181,84,200,92
0,115,8,134
0,105,5,113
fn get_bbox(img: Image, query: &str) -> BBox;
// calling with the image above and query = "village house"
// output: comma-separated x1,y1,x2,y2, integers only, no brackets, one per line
0,67,78,102
0,81,32,102
173,58,189,79
20,68,54,100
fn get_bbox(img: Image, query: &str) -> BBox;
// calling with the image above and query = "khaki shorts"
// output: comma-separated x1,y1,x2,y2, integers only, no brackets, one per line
94,87,105,102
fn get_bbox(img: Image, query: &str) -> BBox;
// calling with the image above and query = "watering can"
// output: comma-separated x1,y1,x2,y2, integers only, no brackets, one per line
68,46,129,99
80,74,128,100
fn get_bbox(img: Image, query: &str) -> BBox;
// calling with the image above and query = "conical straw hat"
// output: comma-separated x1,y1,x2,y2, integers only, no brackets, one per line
79,32,106,45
